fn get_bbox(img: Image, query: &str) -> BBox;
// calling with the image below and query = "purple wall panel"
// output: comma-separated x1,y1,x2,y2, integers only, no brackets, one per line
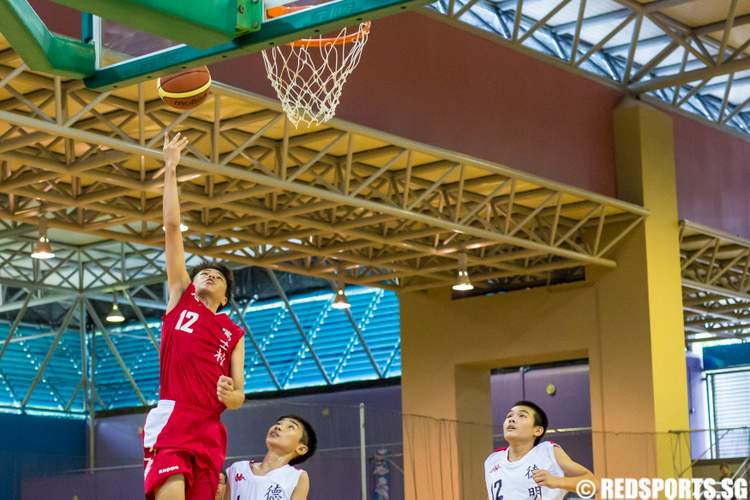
524,365,592,429
491,365,591,429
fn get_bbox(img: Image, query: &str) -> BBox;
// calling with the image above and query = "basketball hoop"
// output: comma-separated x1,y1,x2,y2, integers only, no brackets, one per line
262,5,371,128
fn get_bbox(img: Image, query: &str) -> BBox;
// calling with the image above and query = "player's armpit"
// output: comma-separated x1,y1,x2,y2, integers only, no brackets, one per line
165,280,189,314
291,471,310,500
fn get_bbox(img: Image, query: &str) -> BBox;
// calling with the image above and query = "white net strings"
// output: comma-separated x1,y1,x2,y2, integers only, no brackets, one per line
262,23,370,128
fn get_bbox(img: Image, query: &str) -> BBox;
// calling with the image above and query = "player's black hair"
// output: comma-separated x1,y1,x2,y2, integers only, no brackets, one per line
512,400,549,446
189,262,233,303
277,415,317,465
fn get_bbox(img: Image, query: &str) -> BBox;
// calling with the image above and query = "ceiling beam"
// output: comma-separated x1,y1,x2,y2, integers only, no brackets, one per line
0,109,630,270
0,293,76,314
630,54,750,93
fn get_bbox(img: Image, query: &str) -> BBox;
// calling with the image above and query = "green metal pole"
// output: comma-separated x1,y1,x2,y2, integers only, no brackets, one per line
0,0,94,77
81,12,93,43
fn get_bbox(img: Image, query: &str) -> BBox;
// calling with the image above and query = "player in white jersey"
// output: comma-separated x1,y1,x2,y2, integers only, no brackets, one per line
216,415,316,500
484,401,595,500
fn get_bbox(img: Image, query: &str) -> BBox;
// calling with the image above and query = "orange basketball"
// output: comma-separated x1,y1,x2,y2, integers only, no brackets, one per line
157,66,211,110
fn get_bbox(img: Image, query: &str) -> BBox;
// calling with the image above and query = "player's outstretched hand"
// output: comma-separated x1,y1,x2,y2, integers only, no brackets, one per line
216,375,234,404
532,469,561,489
163,132,189,168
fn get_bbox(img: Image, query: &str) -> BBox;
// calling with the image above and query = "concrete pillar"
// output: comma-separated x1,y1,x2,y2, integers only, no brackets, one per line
399,100,691,499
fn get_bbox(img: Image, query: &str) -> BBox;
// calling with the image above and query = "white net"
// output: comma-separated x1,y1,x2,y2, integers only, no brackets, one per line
262,22,370,128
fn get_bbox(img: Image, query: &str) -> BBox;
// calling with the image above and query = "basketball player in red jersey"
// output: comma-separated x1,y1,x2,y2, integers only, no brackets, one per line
143,133,246,500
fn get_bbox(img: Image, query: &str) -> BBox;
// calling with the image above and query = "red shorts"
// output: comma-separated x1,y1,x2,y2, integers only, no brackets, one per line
143,400,226,500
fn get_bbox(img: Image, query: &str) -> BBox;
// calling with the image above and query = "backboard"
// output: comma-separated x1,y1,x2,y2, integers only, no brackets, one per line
93,16,183,70
80,0,429,89
93,1,345,70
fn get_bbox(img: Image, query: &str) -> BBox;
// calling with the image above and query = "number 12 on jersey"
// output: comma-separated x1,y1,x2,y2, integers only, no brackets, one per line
491,479,503,500
175,310,199,333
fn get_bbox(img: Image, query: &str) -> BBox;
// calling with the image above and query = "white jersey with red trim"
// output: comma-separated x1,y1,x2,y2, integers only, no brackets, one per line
484,441,566,500
226,461,303,500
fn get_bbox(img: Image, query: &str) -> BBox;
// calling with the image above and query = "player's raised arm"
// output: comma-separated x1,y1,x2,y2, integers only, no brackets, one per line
163,132,191,312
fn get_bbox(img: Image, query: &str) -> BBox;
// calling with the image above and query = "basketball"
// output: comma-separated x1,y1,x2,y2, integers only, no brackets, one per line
157,66,211,110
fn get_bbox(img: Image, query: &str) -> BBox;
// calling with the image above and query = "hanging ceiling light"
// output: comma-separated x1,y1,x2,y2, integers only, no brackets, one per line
106,294,125,323
332,288,351,310
31,217,55,260
331,275,351,310
452,253,474,292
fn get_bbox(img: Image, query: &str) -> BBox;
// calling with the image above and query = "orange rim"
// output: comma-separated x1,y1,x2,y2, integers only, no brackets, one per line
266,6,371,47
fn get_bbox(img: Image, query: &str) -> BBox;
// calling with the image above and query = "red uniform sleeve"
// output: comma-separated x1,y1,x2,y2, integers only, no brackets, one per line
232,322,245,350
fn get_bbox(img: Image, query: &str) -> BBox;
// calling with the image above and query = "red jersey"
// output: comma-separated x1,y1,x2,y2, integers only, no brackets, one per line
159,284,244,412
